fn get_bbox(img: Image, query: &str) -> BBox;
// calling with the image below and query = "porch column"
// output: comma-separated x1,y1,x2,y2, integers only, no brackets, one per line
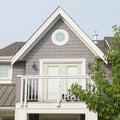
86,109,98,120
15,108,27,120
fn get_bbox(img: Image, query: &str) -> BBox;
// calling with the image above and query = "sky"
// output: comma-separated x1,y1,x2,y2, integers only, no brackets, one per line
0,0,120,49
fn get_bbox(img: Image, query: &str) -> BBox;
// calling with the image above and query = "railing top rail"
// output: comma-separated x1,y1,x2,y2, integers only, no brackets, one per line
17,75,90,79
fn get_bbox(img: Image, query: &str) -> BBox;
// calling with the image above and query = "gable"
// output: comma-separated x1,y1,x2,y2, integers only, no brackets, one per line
24,19,95,75
24,19,95,59
11,7,105,64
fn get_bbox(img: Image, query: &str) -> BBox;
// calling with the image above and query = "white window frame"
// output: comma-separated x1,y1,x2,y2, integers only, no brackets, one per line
51,29,69,46
40,58,86,75
0,64,12,83
39,59,86,101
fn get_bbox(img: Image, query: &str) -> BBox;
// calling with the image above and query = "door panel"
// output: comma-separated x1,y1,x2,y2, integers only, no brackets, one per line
43,63,82,101
47,66,59,100
67,66,79,89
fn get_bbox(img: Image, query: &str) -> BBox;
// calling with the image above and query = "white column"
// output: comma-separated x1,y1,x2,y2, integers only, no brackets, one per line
15,108,27,120
86,109,98,120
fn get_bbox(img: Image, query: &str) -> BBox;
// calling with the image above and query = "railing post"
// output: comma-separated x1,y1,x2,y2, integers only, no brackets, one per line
24,78,28,107
38,78,43,101
34,78,37,100
57,77,61,107
20,77,24,106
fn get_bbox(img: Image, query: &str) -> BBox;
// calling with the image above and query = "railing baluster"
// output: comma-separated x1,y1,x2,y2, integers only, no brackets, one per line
20,77,24,106
38,78,41,101
27,78,30,101
34,78,37,100
24,78,28,107
31,78,33,100
57,77,60,107
19,75,91,104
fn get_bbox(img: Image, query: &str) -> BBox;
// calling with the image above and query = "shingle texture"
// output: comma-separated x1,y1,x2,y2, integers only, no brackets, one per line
95,37,113,53
0,38,112,57
104,37,113,48
96,40,109,53
0,84,16,107
0,42,25,56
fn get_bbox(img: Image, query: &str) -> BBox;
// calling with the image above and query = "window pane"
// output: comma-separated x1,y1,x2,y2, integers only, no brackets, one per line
0,65,10,78
67,66,78,89
47,66,59,99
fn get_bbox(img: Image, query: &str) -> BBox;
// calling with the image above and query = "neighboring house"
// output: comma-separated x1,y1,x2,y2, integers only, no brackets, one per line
0,7,112,120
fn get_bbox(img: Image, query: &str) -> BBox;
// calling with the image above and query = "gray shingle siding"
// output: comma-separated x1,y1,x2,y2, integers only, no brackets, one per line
12,61,26,82
12,61,26,102
24,19,95,75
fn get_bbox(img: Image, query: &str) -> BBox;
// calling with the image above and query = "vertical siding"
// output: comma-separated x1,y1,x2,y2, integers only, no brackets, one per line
24,19,95,75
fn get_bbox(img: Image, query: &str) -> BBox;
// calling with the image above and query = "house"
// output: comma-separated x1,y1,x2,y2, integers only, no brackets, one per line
0,7,112,120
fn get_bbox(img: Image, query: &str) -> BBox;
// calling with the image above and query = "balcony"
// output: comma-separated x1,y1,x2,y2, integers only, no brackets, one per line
19,75,91,106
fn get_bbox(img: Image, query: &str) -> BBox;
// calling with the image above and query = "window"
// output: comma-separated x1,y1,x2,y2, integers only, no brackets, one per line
0,65,11,79
51,29,69,46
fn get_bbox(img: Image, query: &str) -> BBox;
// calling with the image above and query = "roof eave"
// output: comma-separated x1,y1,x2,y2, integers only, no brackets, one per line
12,7,62,65
12,7,106,64
0,56,12,62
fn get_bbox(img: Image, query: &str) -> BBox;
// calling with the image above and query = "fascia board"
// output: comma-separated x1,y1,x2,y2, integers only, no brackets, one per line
12,7,106,64
59,9,106,63
0,56,12,62
12,8,61,65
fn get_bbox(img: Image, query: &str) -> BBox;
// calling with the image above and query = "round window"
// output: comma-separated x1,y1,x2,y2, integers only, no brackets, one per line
51,29,69,46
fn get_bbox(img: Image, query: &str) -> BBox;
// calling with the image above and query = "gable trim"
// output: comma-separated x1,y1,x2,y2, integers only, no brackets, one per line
12,7,106,64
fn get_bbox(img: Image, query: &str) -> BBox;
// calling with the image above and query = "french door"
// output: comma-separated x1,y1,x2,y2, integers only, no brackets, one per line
43,63,82,101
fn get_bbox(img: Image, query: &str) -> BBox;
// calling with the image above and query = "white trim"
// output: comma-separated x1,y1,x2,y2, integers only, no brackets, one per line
0,81,12,84
12,7,106,64
0,64,12,83
0,107,15,110
39,58,86,76
105,39,111,49
39,58,86,101
59,9,105,62
51,29,69,46
0,56,12,62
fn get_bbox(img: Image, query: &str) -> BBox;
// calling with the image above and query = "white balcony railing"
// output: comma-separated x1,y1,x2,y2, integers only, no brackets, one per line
19,75,91,106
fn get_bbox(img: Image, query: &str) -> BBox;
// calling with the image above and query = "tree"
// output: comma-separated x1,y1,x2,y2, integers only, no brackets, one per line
70,25,120,120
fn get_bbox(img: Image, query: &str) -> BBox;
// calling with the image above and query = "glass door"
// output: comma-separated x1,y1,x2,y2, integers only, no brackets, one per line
43,62,82,101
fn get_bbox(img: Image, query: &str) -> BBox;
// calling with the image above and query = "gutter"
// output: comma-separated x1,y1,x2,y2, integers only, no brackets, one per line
0,56,12,62
0,107,15,111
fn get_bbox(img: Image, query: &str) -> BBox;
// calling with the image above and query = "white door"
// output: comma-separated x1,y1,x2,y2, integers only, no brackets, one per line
43,63,82,101
47,66,59,100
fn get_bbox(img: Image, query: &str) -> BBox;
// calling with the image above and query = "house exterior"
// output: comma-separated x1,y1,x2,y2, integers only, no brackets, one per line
0,7,112,120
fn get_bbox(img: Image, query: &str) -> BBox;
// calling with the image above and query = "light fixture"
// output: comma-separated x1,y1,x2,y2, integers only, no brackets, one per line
32,61,37,70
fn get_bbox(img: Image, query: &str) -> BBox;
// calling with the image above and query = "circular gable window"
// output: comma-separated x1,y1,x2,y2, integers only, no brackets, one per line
51,29,69,46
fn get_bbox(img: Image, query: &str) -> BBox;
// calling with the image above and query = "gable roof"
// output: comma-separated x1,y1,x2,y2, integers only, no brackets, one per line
0,42,25,56
10,7,106,64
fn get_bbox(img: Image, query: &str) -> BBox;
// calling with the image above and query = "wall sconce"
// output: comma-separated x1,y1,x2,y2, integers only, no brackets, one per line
32,61,37,70
88,62,92,70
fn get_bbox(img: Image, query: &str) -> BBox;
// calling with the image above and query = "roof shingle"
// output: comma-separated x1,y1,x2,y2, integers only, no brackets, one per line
0,42,25,56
